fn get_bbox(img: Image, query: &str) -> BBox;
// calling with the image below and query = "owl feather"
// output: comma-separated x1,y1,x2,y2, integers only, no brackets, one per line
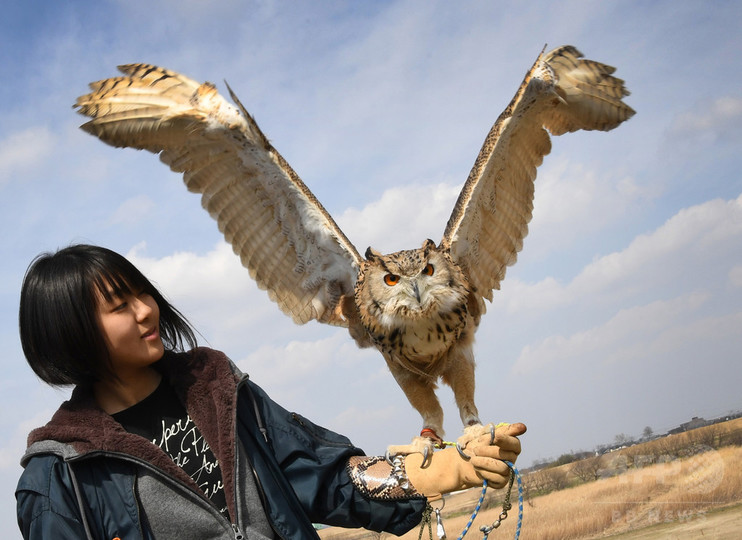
75,46,634,453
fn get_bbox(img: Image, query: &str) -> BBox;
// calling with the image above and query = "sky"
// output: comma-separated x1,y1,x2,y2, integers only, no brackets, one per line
2,0,741,533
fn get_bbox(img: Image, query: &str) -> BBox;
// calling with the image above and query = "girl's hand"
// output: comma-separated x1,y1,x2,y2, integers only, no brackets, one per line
463,422,526,488
405,422,526,496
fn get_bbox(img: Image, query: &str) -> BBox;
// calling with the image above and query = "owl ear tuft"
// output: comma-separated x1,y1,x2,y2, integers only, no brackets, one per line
422,239,437,255
365,247,382,261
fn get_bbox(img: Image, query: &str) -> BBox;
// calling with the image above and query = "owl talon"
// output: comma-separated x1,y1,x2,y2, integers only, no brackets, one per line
455,422,499,457
386,431,439,467
385,446,433,467
456,441,471,461
418,445,430,468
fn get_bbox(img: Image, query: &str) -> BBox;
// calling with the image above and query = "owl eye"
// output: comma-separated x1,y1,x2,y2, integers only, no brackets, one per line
384,274,400,286
421,263,435,276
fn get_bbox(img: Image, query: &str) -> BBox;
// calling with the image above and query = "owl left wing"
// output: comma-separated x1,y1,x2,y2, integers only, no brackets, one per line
75,64,363,327
441,45,635,301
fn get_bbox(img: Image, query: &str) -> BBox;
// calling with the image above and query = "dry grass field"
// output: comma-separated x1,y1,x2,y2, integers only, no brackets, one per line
319,418,742,539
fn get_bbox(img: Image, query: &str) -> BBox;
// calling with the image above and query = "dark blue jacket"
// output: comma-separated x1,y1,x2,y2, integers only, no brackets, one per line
16,348,426,539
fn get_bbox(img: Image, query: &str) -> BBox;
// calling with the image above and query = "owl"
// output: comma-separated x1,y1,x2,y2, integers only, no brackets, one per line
75,45,634,458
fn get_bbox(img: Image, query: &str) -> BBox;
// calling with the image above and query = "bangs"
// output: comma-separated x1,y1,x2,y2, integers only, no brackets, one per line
89,257,150,304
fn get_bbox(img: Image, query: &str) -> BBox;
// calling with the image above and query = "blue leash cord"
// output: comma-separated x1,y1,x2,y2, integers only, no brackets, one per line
456,461,523,540
456,482,487,539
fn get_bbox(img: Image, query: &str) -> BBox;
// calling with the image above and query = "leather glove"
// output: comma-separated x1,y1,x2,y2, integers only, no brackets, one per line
405,422,526,497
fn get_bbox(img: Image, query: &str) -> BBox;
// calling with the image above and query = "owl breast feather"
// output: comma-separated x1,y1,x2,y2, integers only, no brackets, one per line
372,299,470,364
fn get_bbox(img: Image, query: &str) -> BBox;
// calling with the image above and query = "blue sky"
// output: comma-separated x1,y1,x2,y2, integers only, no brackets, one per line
2,0,741,532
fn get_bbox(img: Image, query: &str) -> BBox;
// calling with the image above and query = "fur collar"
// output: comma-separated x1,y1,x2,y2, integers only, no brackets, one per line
26,347,242,517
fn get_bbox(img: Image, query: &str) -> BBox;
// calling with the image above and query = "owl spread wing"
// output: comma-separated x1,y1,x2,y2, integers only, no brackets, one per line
75,64,363,326
441,45,635,301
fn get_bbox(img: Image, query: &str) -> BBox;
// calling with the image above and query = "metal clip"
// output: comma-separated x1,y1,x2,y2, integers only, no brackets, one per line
434,507,446,539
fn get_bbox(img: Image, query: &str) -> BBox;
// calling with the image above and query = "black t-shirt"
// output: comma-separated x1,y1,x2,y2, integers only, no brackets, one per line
112,378,230,518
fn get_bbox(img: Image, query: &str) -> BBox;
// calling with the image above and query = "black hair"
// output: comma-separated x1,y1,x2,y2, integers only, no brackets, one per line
19,244,198,387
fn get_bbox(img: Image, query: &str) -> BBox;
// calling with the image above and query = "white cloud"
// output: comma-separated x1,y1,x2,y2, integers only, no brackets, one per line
494,191,742,432
511,292,710,375
574,194,742,292
496,193,742,315
338,182,460,253
236,332,352,389
126,241,250,299
669,95,742,143
0,127,55,184
108,195,156,226
526,157,656,259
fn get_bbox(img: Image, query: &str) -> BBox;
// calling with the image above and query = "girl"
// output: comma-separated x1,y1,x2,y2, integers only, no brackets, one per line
16,244,525,539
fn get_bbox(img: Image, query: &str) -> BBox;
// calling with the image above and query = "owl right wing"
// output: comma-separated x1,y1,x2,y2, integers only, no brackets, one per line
75,64,364,328
441,45,635,301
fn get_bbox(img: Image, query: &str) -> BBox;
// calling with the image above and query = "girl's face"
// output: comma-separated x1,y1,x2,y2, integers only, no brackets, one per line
96,288,165,378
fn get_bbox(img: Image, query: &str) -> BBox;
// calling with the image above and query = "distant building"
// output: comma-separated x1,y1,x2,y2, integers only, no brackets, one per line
668,416,709,435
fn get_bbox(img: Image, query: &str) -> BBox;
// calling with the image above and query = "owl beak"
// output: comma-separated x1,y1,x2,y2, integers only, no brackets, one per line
412,282,421,304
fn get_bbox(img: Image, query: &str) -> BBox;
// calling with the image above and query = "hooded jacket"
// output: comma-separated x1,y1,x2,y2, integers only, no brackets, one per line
16,347,426,539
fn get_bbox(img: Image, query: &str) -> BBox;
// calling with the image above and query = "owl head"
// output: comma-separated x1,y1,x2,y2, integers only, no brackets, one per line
355,239,470,328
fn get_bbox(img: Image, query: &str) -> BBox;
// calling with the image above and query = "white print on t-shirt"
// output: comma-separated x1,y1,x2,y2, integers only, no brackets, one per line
152,415,224,499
